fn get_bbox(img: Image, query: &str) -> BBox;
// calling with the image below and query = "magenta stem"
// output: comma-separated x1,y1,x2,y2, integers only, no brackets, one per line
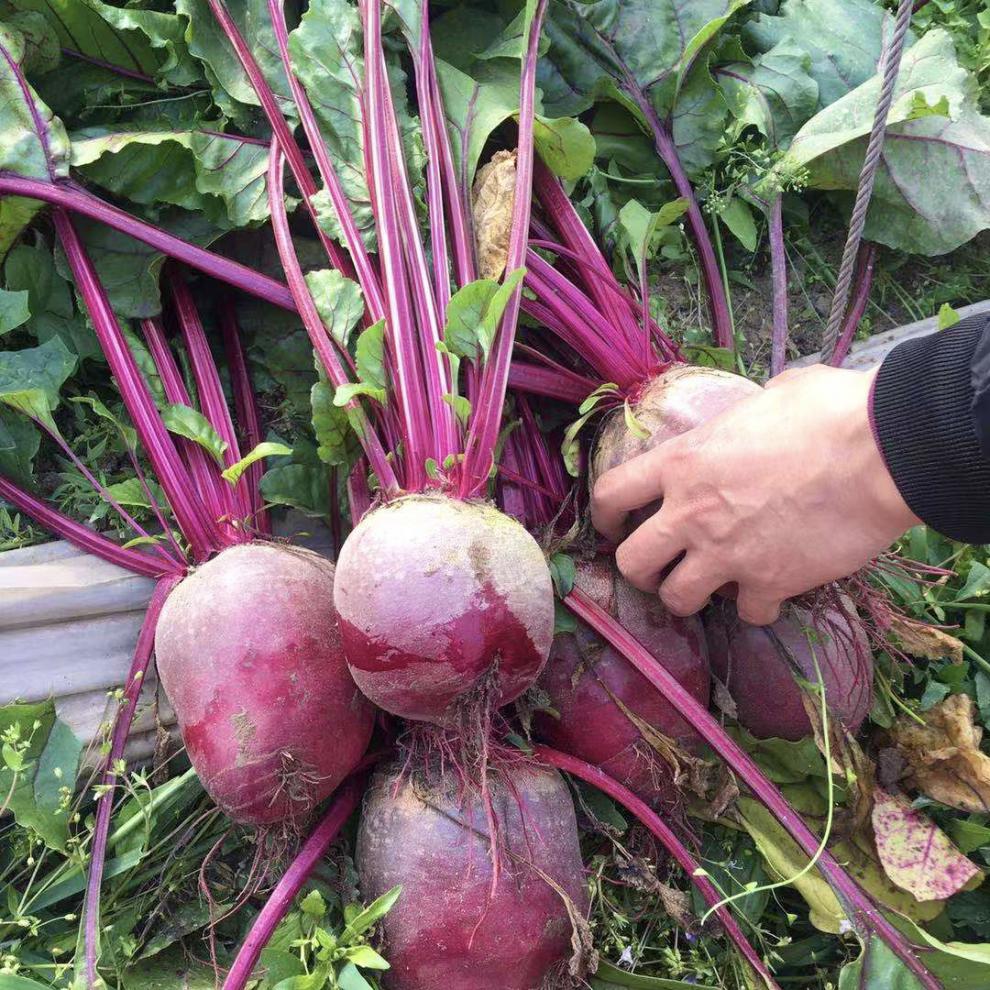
205,0,353,277
82,575,183,988
0,175,295,311
536,746,780,990
0,475,173,577
829,244,877,368
768,196,788,378
219,300,271,535
54,210,220,559
267,147,400,494
221,778,364,990
563,588,938,989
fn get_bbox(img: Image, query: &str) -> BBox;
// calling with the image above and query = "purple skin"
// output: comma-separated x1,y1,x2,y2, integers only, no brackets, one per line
155,543,374,825
705,600,874,741
357,763,588,990
333,494,555,723
536,558,710,807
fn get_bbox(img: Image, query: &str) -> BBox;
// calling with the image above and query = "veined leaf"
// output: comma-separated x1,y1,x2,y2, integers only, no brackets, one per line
221,441,292,485
0,287,29,335
443,268,525,362
304,270,365,349
0,335,76,430
311,379,360,469
71,128,272,227
161,403,228,464
333,382,386,407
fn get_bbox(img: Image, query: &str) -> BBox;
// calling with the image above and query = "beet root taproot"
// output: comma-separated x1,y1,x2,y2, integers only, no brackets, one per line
155,543,374,825
535,558,710,806
333,494,555,723
357,763,588,990
705,599,874,741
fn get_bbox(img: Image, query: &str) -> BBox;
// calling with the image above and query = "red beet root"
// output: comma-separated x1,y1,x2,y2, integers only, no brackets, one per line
706,600,874,741
357,763,588,989
155,543,374,825
334,494,555,723
536,558,710,806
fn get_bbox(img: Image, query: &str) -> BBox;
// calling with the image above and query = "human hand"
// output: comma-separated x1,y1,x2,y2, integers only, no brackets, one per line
590,364,920,625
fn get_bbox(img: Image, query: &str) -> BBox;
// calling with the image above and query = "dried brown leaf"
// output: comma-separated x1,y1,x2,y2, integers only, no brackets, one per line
889,615,964,663
871,788,981,901
889,693,990,812
472,149,517,280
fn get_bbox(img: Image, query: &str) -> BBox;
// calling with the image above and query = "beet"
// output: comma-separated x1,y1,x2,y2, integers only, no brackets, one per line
592,364,761,480
535,558,710,806
155,543,374,825
357,763,587,989
334,494,555,723
705,600,874,741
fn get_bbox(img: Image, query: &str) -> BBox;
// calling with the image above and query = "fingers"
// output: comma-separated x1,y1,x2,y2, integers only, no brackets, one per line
658,554,726,617
736,587,783,626
614,509,685,593
591,444,671,542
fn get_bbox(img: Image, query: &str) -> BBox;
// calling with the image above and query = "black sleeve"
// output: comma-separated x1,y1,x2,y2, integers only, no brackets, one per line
870,311,990,545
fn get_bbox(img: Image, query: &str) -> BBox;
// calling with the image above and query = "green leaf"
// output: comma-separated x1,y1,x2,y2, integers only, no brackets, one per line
299,889,326,918
221,441,292,486
442,392,471,426
311,379,360,469
443,268,526,362
958,560,990,601
355,319,387,390
336,964,374,990
787,30,990,255
938,303,962,330
0,287,29,335
304,269,365,349
0,975,57,990
71,127,272,227
0,408,40,483
623,399,650,440
0,701,83,851
719,196,758,252
744,0,909,108
532,113,595,181
591,960,715,988
0,335,77,430
70,395,137,450
2,10,59,74
549,552,576,597
333,382,386,407
344,885,402,938
104,477,166,510
715,40,819,151
4,242,99,361
837,936,925,990
949,819,990,855
260,444,331,518
161,403,228,465
343,945,390,970
561,409,595,477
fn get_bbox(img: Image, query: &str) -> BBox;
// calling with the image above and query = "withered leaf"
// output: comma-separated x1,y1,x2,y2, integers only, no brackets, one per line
871,788,981,901
889,615,964,663
473,149,517,281
889,693,990,812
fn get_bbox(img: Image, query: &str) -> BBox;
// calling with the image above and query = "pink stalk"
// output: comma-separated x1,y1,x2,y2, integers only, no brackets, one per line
0,476,172,577
564,588,938,989
461,0,548,495
139,317,231,535
119,442,189,566
768,196,788,378
205,0,353,277
267,147,400,494
378,38,457,460
221,777,364,990
0,175,295,311
632,104,734,349
167,273,253,527
508,352,597,405
533,162,636,342
536,746,779,990
219,300,271,535
54,210,220,560
266,0,386,321
347,459,372,525
829,244,877,368
82,575,183,988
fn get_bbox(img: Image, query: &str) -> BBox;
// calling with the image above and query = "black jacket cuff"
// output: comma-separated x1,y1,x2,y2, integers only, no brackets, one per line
871,312,990,544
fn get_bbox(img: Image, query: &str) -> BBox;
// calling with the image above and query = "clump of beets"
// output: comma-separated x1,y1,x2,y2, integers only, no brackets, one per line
155,543,374,825
705,599,874,741
357,761,587,989
334,494,555,723
535,558,710,807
